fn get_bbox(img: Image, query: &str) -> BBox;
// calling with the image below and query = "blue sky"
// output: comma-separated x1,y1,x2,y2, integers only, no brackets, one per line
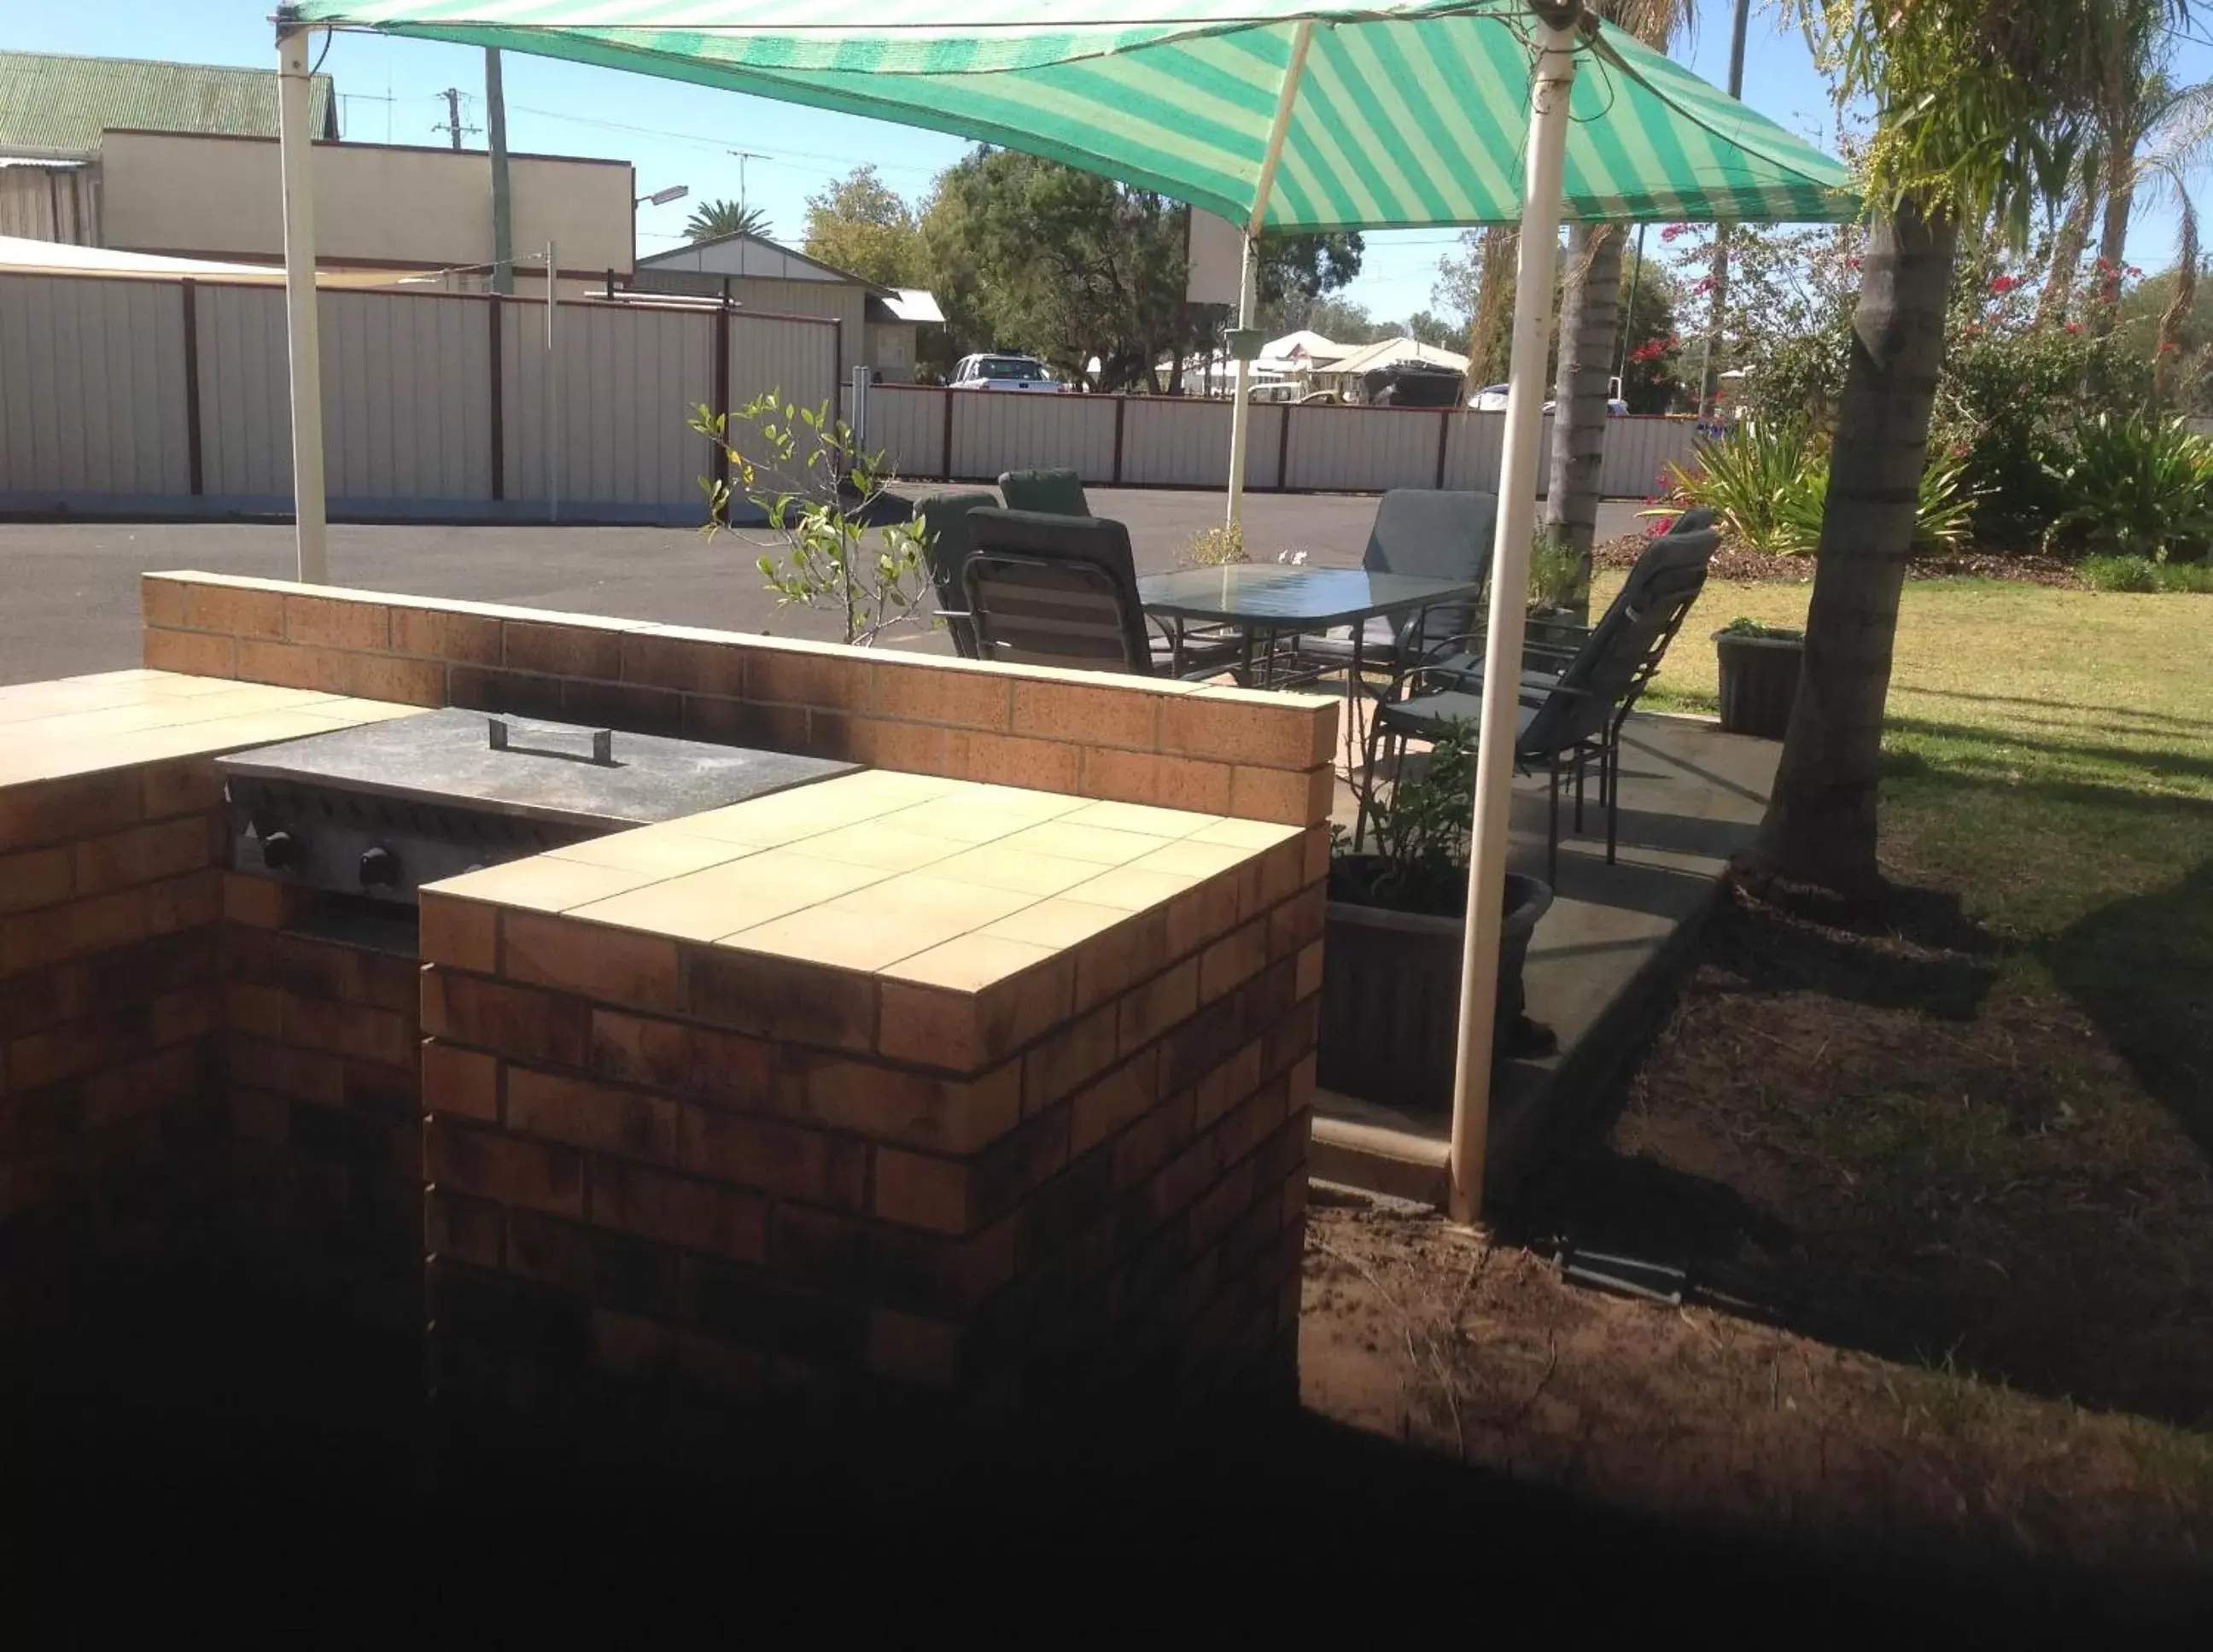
19,3,2212,324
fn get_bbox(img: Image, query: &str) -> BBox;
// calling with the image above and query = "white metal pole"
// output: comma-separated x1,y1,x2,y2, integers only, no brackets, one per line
277,23,328,584
1446,8,1582,1227
545,240,558,522
1224,19,1312,529
1224,233,1258,528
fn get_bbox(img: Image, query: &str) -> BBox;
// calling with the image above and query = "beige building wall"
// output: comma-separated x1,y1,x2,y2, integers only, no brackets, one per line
632,267,866,379
97,131,634,278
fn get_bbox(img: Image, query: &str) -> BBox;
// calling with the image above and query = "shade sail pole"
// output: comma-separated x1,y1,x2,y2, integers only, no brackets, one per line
277,19,328,584
1224,19,1312,529
1447,5,1582,1227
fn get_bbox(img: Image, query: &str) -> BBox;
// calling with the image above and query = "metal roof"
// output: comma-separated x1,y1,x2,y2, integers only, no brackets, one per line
0,51,338,160
1317,336,1471,378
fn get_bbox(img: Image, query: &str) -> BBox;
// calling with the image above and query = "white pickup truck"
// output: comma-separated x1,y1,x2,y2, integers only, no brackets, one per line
949,353,1064,393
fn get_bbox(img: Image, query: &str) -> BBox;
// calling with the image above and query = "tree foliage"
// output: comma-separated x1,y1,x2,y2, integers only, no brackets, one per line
800,166,925,288
683,199,771,243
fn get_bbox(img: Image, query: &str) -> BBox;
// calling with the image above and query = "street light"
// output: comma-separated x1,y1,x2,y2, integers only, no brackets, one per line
636,184,689,207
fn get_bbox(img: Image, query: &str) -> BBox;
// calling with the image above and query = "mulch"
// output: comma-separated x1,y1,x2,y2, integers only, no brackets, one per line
1594,534,2087,588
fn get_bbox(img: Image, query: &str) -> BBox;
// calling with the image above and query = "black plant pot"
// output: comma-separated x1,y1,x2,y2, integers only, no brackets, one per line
1316,863,1554,1113
1714,629,1805,740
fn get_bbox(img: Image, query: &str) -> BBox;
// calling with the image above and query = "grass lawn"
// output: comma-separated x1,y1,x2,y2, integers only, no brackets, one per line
1305,573,2213,1610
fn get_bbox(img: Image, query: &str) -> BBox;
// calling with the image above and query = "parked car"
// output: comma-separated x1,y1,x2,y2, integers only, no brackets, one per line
949,353,1063,392
1539,397,1631,417
1469,383,1509,411
1296,390,1340,405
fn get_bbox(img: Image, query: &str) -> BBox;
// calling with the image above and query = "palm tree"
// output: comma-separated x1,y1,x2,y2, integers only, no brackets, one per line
684,199,772,243
1542,0,1691,605
1754,0,2170,893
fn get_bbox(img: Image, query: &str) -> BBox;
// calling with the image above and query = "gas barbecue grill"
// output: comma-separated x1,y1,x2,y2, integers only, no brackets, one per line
215,709,857,906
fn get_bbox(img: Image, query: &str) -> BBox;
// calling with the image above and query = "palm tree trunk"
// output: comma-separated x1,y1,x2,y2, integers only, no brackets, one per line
2155,203,2198,403
2036,188,2097,325
1544,222,1625,613
1752,197,1959,895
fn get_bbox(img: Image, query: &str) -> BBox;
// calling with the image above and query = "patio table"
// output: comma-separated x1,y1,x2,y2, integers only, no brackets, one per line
1137,564,1486,690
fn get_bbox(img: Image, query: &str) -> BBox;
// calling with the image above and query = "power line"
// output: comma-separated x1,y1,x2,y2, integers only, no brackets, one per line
505,102,942,178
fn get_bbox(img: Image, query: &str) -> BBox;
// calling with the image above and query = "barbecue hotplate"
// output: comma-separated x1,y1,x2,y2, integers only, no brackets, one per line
216,709,858,905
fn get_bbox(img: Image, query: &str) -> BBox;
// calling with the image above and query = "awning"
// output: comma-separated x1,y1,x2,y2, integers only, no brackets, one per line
292,1,1854,232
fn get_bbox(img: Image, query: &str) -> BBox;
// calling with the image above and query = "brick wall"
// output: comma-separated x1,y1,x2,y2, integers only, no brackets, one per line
140,573,1338,829
0,760,227,1299
415,823,1324,1425
223,877,423,1321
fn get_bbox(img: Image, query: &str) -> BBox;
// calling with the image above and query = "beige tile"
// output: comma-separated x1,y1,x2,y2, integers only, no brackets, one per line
545,825,751,879
1060,799,1221,838
1061,864,1200,913
994,820,1176,867
1128,838,1262,883
820,871,1036,933
925,844,1105,899
977,897,1134,954
883,931,1060,994
784,818,965,873
679,770,939,846
577,849,889,942
1189,816,1305,851
426,855,655,913
721,905,955,973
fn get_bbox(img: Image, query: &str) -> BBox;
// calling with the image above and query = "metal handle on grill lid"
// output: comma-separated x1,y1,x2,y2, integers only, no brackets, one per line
486,717,617,766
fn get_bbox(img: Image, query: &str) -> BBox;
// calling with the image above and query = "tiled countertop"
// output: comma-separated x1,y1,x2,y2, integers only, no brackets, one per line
429,768,1304,1000
0,669,423,790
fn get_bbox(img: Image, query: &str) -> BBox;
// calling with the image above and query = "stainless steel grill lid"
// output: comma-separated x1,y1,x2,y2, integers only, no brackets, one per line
216,709,856,832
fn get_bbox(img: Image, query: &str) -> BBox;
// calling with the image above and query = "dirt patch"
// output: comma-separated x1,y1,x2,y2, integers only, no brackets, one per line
1301,1197,2213,1610
1594,534,2087,588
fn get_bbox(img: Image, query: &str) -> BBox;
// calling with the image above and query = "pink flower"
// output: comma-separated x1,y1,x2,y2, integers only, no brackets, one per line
2159,340,2179,355
1690,276,1714,295
2064,321,2082,335
1988,273,2017,294
1846,255,1862,271
1660,223,1687,243
2125,265,2142,278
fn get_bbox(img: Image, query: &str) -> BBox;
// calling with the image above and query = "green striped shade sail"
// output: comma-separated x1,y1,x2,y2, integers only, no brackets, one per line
291,2,1854,232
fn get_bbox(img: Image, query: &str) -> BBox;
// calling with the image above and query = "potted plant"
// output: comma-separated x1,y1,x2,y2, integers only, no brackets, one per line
1319,722,1554,1113
1712,616,1804,740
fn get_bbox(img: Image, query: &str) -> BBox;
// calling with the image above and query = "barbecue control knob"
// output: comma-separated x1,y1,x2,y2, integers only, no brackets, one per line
260,830,302,872
359,846,402,890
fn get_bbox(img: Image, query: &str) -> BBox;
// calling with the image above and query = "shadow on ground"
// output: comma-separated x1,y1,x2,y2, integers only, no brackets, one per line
3,1250,2176,1637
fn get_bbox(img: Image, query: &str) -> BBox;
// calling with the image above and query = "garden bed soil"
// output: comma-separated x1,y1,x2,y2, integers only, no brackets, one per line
1594,534,2087,588
1297,872,2213,1617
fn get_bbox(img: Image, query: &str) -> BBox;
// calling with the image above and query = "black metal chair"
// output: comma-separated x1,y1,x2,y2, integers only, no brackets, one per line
997,468,1092,517
1358,517,1720,883
960,508,1241,679
1297,488,1498,679
912,489,1000,659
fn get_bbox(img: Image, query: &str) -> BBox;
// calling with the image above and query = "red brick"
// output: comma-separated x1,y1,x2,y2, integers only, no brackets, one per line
505,1209,596,1292
141,761,224,820
230,1033,346,1106
221,873,305,931
143,628,236,680
423,1115,583,1216
0,847,73,915
420,970,589,1068
676,1106,867,1209
1021,1002,1118,1116
393,606,503,665
1264,884,1327,960
422,1041,499,1121
1149,1132,1223,1223
941,730,1081,792
802,1056,1022,1153
684,947,878,1055
590,1158,768,1262
225,982,285,1041
1188,1159,1256,1252
508,1065,680,1165
1194,1037,1264,1130
865,1309,963,1390
1116,957,1198,1057
0,772,141,855
873,1148,970,1235
1069,1048,1161,1158
504,911,680,1013
504,618,622,679
1077,747,1235,815
146,868,221,934
425,1188,505,1270
2,889,147,975
286,593,389,651
1293,940,1323,1002
1112,1088,1194,1190
341,652,447,706
419,893,497,972
587,1009,785,1109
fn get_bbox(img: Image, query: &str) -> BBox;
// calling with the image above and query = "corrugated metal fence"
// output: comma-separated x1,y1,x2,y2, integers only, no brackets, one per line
865,383,1701,499
0,270,840,522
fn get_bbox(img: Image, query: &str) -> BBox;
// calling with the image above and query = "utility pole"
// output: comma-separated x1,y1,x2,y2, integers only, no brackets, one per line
485,50,513,294
728,149,768,223
1696,0,1751,417
434,87,477,149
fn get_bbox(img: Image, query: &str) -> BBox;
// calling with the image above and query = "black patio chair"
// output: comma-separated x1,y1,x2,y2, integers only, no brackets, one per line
997,468,1092,517
1357,517,1720,883
959,507,1241,679
1296,488,1498,679
912,489,1000,659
